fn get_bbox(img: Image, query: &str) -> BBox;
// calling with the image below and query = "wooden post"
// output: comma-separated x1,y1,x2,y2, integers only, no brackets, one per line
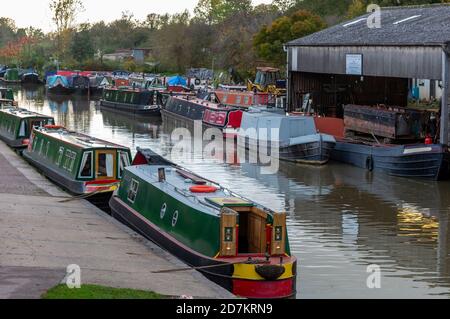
440,49,449,145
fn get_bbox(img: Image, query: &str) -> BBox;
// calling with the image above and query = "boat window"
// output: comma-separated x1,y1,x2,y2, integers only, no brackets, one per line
39,139,44,155
18,120,27,137
127,179,139,203
32,136,39,151
118,152,130,178
45,141,50,157
56,147,64,166
98,153,114,178
63,150,77,172
79,151,93,178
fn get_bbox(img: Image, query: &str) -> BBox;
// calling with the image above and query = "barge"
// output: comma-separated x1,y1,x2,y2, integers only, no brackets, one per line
238,110,336,165
162,95,243,138
23,126,132,195
314,115,450,180
0,108,54,149
100,87,162,116
110,148,297,299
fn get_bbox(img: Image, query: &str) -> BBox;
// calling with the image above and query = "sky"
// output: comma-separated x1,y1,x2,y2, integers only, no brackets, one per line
1,0,273,32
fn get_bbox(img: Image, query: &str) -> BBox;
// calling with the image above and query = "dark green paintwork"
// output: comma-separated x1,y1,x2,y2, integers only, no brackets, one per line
118,170,221,258
26,129,131,182
0,109,54,144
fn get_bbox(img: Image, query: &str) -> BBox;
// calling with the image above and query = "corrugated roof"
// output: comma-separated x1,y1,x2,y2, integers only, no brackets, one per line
287,4,450,47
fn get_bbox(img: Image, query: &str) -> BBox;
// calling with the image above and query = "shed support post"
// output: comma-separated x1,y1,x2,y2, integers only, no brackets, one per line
440,50,449,145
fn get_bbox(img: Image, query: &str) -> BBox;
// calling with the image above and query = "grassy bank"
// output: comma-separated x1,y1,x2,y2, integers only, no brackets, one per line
42,284,165,299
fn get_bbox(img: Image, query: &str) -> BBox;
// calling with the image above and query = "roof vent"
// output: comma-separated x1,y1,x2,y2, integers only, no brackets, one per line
393,15,421,25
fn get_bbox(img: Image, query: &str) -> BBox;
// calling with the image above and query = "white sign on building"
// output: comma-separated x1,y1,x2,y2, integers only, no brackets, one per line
346,54,363,75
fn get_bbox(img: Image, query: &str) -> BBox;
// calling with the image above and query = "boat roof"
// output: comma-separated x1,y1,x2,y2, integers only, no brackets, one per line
170,95,235,111
128,164,257,217
0,107,54,119
35,126,130,150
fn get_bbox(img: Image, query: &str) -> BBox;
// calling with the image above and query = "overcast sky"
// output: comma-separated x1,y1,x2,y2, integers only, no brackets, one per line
1,0,272,32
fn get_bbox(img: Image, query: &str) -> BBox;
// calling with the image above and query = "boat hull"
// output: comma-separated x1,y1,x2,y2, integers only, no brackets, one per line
100,100,161,117
331,140,450,180
21,74,41,84
109,196,297,299
47,85,74,95
0,134,27,149
238,135,335,165
22,150,87,194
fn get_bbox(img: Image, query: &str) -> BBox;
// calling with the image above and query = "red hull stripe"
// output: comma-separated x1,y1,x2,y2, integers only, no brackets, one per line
232,278,294,299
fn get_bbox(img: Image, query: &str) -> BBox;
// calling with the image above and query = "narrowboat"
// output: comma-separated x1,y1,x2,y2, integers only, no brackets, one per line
314,114,450,180
46,75,73,95
0,87,15,107
0,108,54,149
23,126,132,195
100,87,162,116
70,74,90,95
215,90,284,109
20,69,41,84
1,68,21,84
162,95,243,138
109,148,297,299
238,110,336,165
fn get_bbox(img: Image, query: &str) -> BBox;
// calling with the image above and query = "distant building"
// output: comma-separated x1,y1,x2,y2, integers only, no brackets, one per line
285,4,450,144
102,48,152,64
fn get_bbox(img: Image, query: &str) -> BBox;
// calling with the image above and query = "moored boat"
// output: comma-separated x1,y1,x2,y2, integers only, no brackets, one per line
70,74,90,95
46,75,73,95
0,107,54,149
1,68,21,84
109,148,297,299
162,95,243,138
20,69,41,84
314,117,450,180
23,126,132,195
0,87,15,107
238,110,336,165
100,87,162,116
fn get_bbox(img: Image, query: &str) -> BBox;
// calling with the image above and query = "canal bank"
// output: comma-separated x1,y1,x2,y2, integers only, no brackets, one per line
0,141,233,299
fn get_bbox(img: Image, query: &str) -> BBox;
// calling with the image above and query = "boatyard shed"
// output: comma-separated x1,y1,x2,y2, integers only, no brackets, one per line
286,4,450,144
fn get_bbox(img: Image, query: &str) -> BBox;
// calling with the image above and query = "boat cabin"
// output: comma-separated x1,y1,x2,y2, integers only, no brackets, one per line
24,126,132,194
128,148,290,258
0,108,54,148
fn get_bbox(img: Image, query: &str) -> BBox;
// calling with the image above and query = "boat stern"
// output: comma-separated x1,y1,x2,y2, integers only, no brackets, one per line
230,257,297,299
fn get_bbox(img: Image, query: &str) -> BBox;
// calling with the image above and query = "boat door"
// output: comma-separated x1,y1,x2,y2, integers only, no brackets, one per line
95,150,117,181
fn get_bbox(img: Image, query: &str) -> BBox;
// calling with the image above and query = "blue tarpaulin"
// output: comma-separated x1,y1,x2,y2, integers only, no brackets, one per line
167,75,187,86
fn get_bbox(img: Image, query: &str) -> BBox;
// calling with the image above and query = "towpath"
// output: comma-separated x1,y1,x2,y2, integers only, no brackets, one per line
0,141,233,299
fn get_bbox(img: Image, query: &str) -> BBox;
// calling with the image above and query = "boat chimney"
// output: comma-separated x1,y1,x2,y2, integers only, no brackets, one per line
158,168,166,182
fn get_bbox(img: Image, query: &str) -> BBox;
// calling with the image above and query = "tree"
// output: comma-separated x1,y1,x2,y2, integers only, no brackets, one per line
194,0,253,24
253,10,326,67
346,0,366,19
71,24,94,63
49,0,84,60
49,0,84,32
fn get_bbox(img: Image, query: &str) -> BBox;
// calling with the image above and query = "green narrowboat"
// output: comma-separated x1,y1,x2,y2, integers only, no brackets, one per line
0,87,15,107
100,87,162,116
2,68,21,84
0,107,54,149
23,126,132,195
109,148,297,299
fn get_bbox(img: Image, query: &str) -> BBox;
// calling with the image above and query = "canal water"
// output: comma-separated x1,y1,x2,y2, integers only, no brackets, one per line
14,86,450,298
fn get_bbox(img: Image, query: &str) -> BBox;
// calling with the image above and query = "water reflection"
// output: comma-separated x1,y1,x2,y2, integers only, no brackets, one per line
14,85,450,298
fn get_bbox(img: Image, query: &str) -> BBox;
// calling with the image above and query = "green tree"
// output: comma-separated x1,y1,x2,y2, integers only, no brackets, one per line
194,0,252,24
254,10,326,67
71,24,94,63
49,0,84,60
